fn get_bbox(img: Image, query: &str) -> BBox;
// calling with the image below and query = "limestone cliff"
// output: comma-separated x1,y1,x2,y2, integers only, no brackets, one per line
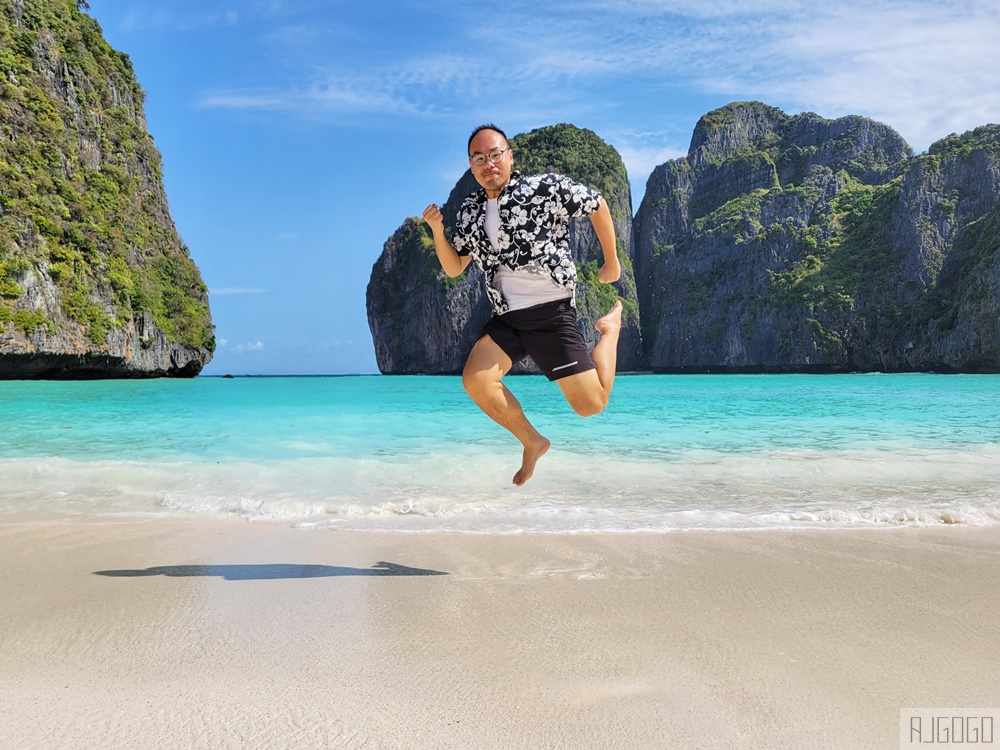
369,105,1000,375
0,0,213,378
634,101,1000,372
367,124,642,374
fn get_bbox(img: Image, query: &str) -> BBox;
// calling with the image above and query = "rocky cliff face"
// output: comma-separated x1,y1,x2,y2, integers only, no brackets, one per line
0,0,213,378
634,101,1000,372
367,124,642,374
369,104,1000,375
367,215,491,375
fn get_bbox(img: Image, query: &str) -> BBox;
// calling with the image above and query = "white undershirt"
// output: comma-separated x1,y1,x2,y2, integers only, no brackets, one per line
485,198,500,251
485,199,571,312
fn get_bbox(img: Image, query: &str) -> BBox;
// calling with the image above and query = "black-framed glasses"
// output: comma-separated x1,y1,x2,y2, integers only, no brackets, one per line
469,148,510,167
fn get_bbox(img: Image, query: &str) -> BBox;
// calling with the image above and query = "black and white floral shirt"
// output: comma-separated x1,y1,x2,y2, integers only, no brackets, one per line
451,171,602,315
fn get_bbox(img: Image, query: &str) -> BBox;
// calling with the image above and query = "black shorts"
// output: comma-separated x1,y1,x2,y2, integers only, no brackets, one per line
478,299,596,381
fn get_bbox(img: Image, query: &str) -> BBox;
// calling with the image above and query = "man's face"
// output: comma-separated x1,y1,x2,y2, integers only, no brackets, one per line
468,129,513,195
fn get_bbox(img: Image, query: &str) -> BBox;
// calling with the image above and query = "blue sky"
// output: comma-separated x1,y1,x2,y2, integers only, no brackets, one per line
83,0,1000,375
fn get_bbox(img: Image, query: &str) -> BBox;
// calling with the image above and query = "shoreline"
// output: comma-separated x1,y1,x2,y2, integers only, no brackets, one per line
2,520,998,749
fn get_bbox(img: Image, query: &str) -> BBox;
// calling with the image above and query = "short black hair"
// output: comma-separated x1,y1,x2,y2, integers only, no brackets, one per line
467,123,508,155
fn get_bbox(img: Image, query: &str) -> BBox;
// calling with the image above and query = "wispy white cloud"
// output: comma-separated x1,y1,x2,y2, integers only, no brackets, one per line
233,340,265,353
198,79,427,117
197,92,289,110
683,0,1000,150
120,8,240,32
194,0,999,154
305,340,349,354
210,287,267,295
117,0,298,32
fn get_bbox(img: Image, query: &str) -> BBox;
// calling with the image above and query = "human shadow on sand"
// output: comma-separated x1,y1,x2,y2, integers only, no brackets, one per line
94,561,448,580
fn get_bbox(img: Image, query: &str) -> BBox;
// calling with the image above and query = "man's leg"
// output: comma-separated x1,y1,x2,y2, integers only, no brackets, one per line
462,334,551,486
556,300,623,417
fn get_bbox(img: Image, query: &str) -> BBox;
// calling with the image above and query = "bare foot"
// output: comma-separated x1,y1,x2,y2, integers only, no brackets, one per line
513,435,551,486
595,299,622,335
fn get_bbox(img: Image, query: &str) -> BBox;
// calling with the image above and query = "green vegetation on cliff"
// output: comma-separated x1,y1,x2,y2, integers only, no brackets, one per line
693,102,909,186
916,203,1000,337
694,101,786,166
414,217,462,292
694,188,771,238
778,179,900,294
509,124,637,316
699,101,787,131
511,124,630,225
927,125,1000,161
0,0,212,350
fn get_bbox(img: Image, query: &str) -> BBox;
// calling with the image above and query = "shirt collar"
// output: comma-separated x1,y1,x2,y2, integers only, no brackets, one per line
475,171,524,204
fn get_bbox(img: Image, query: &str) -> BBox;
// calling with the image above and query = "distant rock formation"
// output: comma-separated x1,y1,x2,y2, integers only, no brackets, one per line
367,124,643,374
368,104,1000,375
0,0,213,378
633,101,1000,372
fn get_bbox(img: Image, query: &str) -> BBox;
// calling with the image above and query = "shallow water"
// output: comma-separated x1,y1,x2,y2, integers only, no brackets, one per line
1,374,998,531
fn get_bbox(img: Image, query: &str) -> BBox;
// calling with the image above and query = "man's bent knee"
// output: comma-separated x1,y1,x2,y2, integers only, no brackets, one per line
557,370,608,417
462,336,511,398
462,367,486,397
462,363,502,399
568,391,608,418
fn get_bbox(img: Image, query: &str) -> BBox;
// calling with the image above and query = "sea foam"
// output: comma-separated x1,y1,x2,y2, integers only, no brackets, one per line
2,444,998,531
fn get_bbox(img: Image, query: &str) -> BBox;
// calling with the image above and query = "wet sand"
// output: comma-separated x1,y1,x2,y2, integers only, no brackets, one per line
1,520,998,749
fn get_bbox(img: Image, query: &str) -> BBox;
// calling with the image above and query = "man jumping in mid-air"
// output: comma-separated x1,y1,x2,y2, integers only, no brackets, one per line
422,123,623,486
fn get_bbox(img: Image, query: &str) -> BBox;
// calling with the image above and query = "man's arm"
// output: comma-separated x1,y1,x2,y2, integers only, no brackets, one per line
422,203,471,278
590,198,620,283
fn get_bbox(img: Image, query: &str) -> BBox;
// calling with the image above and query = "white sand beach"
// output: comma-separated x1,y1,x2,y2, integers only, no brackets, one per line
1,520,998,750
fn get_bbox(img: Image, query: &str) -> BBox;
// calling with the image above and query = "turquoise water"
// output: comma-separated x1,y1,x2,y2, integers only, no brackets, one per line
1,374,999,530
